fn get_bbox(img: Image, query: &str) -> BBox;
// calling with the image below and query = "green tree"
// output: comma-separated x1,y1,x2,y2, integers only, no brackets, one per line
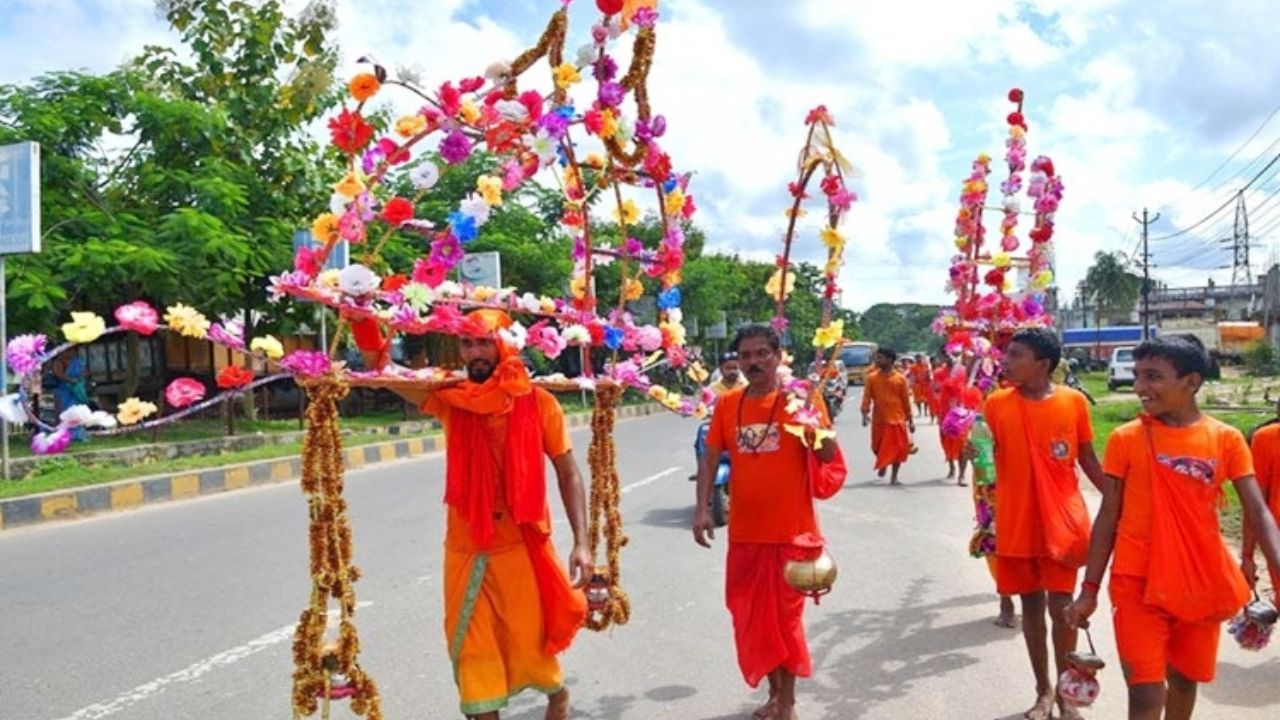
1084,250,1141,326
858,303,942,354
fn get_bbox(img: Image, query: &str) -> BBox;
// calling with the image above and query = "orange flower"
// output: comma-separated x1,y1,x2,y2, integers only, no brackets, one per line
348,73,381,102
311,213,340,244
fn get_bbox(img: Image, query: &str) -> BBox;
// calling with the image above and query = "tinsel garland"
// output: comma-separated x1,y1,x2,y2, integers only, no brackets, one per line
584,383,631,630
291,377,382,720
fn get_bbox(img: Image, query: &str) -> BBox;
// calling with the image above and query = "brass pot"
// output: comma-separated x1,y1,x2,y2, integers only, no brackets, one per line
784,550,837,596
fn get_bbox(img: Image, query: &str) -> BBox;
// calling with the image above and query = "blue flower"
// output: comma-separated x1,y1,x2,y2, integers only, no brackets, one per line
553,104,576,121
662,177,678,193
448,211,478,243
604,326,625,350
657,287,681,310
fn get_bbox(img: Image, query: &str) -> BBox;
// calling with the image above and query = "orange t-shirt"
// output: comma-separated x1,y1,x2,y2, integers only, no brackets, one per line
1103,415,1253,578
1251,423,1280,525
707,388,827,544
861,370,911,424
984,386,1094,558
908,364,930,390
425,387,572,552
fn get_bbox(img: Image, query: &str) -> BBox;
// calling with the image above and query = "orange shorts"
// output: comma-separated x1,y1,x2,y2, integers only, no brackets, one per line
1110,574,1221,686
994,555,1077,596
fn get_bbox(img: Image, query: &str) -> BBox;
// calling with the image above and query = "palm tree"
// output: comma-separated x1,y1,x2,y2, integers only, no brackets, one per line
1085,251,1142,326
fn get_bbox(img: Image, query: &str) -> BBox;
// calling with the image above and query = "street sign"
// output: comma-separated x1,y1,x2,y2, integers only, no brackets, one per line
292,230,348,271
703,311,728,339
0,141,40,255
460,251,502,288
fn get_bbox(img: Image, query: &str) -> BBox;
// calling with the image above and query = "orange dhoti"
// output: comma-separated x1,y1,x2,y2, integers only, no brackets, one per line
871,421,911,471
443,509,584,716
941,429,968,462
725,542,812,687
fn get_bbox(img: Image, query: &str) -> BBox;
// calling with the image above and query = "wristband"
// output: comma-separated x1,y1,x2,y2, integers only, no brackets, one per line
1081,580,1101,595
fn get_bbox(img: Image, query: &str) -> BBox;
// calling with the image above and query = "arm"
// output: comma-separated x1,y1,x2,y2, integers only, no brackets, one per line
551,451,592,587
1076,442,1111,493
1234,474,1280,587
1065,474,1124,628
860,378,873,426
900,378,914,432
692,442,722,547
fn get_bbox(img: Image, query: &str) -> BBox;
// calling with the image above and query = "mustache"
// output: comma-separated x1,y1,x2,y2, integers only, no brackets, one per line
746,365,764,374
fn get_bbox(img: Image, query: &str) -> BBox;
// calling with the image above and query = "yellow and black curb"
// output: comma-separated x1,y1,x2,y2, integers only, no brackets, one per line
0,402,664,532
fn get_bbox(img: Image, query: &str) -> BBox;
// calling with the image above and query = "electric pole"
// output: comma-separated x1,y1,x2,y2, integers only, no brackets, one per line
1134,208,1161,340
1230,190,1252,317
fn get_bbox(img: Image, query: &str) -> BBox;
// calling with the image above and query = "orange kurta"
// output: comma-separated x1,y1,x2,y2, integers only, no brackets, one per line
426,388,582,716
707,388,830,686
862,370,912,470
908,364,931,405
1103,416,1254,684
1250,423,1280,593
984,387,1093,571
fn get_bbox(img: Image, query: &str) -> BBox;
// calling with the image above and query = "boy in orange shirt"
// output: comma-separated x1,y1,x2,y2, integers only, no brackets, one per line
1244,400,1280,602
861,347,915,485
1066,335,1280,720
983,328,1107,720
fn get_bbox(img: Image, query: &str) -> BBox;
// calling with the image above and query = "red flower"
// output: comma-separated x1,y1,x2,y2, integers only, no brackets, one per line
378,138,410,165
588,323,606,346
382,274,409,292
597,0,625,14
1008,88,1024,103
381,197,414,226
583,108,604,135
294,246,321,277
486,121,523,154
459,76,485,93
787,181,809,200
1007,112,1026,129
984,268,1006,288
1029,224,1053,243
518,90,544,123
216,366,255,390
328,109,375,154
805,105,834,126
645,147,672,181
438,82,461,116
821,174,842,196
682,194,697,219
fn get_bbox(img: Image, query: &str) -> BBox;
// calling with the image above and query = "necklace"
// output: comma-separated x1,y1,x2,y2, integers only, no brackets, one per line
736,389,783,453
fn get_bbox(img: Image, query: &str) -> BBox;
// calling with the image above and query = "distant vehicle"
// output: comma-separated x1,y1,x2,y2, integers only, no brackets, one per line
1108,346,1136,391
839,340,878,385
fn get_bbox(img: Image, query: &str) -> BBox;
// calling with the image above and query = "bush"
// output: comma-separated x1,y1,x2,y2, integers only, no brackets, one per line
1243,339,1276,376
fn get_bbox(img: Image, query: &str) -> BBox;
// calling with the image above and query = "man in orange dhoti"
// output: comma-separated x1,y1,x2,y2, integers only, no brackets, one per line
693,324,841,720
1067,336,1280,720
356,310,590,719
909,354,932,420
1244,399,1280,602
984,329,1107,720
861,348,914,485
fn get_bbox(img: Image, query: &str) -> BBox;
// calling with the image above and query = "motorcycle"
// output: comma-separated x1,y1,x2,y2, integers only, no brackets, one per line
694,421,731,527
1064,358,1097,406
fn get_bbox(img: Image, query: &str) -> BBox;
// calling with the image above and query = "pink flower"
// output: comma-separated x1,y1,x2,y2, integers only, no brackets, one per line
165,378,206,408
412,257,448,288
439,130,473,165
279,350,332,378
635,325,663,352
294,246,321,277
6,333,48,376
31,428,72,455
426,304,464,334
114,301,159,336
528,321,567,359
208,321,246,351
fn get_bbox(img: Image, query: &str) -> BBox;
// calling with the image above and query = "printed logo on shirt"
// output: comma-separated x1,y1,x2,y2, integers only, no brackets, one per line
1050,440,1071,460
1155,453,1218,485
736,423,781,454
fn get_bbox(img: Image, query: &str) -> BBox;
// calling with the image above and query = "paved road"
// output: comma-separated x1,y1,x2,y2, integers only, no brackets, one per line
2,389,1277,719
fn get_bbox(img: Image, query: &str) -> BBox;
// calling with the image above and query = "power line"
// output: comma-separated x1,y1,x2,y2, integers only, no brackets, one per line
1152,151,1280,241
1157,99,1280,210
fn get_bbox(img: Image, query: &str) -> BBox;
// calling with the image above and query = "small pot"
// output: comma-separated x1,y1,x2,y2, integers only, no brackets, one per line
1245,597,1278,626
784,550,837,599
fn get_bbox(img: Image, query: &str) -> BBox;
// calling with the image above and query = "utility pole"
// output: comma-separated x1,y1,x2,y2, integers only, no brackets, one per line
1134,208,1161,340
1230,190,1252,317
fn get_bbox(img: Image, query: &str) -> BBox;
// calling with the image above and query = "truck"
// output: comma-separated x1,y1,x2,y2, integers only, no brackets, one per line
1159,319,1264,363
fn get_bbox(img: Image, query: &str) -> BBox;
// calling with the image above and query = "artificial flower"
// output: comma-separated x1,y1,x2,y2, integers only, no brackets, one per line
338,264,381,296
623,277,644,301
448,211,479,243
820,226,844,251
328,109,375,154
459,98,481,125
381,197,415,226
527,128,559,166
562,324,591,345
812,320,845,349
395,113,428,138
439,129,473,165
614,199,640,226
409,161,441,191
553,62,581,90
765,268,796,300
165,304,211,339
114,301,159,336
348,73,381,102
31,428,71,456
0,393,28,425
279,350,332,379
459,194,492,225
6,333,48,376
61,312,106,344
208,321,245,351
598,108,620,139
311,212,340,244
333,172,365,199
477,175,503,206
401,282,435,311
250,335,285,360
116,397,158,426
216,365,255,390
165,378,206,408
571,274,589,300
499,321,528,351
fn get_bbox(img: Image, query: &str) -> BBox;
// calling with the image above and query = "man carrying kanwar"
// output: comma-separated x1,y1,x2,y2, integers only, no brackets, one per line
693,324,845,720
353,308,591,720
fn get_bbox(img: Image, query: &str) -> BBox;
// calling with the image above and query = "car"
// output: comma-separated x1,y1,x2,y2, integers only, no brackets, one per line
1108,346,1136,391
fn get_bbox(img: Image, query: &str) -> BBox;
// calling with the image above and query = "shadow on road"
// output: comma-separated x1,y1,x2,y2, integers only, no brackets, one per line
802,576,1012,720
638,505,695,529
1201,657,1280,708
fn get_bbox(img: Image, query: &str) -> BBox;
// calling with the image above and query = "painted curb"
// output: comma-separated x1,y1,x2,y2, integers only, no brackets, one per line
0,403,664,532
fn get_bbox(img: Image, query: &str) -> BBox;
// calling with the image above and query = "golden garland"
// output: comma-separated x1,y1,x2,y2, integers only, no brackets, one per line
503,9,568,100
291,377,383,720
602,26,656,169
584,384,631,631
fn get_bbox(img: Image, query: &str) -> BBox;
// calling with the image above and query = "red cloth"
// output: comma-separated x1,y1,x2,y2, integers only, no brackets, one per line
725,542,813,687
871,422,911,470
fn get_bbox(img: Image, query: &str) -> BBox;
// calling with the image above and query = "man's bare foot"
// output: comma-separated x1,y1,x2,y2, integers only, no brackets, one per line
957,476,968,487
751,696,778,720
995,597,1017,628
1023,691,1054,720
877,468,886,479
946,466,956,479
545,688,570,720
1057,697,1084,720
890,476,901,485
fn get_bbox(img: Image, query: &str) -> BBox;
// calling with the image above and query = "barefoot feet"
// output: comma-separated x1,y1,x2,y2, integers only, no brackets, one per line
1023,690,1055,720
545,688,570,720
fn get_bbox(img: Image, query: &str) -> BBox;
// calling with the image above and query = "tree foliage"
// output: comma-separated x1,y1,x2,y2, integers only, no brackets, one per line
1084,250,1141,326
858,303,942,355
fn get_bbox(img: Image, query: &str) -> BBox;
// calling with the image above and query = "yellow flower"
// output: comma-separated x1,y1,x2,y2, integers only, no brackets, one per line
459,99,481,125
318,269,341,289
992,253,1012,269
976,152,992,164
471,286,497,302
662,269,683,287
62,311,106,344
348,73,380,102
553,62,582,90
812,320,845,349
785,207,807,220
477,175,503,206
116,397,158,426
250,335,285,360
599,108,619,139
664,189,685,216
1032,270,1054,291
614,199,640,226
333,172,365,199
584,153,606,168
164,304,210,339
539,296,557,314
571,274,588,300
623,277,644,301
660,321,686,347
692,403,708,421
954,236,970,250
765,269,796,300
648,386,669,401
688,362,709,384
395,114,427,138
820,226,844,251
311,212,340,244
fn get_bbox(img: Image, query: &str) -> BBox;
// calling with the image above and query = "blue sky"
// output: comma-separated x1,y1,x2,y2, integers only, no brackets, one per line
3,0,1280,311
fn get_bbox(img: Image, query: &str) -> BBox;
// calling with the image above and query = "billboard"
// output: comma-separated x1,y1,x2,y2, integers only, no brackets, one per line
460,251,502,288
0,141,40,255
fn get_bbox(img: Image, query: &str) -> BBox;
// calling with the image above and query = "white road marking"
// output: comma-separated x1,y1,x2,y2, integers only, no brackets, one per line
54,602,373,720
621,466,684,494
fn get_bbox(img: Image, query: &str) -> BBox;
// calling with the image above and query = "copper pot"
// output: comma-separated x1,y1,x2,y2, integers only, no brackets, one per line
784,550,837,597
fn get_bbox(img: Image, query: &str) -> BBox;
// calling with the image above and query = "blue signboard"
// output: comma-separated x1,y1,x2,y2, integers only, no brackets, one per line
0,142,40,255
292,230,348,271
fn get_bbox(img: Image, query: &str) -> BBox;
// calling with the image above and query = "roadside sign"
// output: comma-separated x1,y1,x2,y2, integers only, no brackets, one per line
0,141,40,255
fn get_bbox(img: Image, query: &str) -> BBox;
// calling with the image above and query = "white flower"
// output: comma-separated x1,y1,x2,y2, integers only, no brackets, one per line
1003,196,1021,212
526,128,558,166
495,99,529,123
562,324,591,345
617,112,635,141
484,60,512,82
607,17,623,38
0,394,29,426
88,410,117,429
401,282,436,311
409,162,440,190
499,322,528,351
666,307,683,325
459,193,492,225
59,404,95,427
338,264,381,296
517,292,542,314
329,192,350,216
436,281,462,298
576,43,597,68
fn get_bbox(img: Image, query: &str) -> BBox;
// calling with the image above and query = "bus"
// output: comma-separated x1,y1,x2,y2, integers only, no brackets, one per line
839,340,878,385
